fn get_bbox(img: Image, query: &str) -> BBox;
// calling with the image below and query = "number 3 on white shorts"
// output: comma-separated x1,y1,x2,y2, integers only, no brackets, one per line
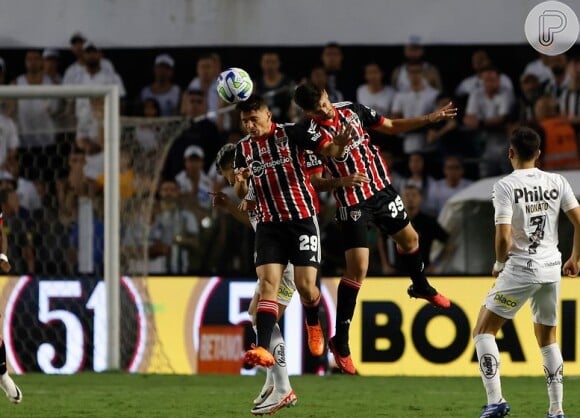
299,235,318,251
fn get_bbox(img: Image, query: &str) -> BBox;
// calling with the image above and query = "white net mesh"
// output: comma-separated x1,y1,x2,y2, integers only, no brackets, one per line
0,90,197,373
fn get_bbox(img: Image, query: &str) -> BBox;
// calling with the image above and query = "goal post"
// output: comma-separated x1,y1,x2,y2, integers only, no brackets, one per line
0,85,121,370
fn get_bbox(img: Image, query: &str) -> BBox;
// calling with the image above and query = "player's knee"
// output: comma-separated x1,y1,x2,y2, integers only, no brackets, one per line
396,230,419,253
345,265,367,282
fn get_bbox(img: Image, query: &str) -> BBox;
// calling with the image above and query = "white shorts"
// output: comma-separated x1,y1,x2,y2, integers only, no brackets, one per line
255,263,296,306
484,274,561,326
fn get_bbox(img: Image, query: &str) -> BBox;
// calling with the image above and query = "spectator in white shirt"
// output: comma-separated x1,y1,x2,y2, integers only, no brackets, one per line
73,42,126,181
464,66,513,178
42,49,61,85
10,49,57,150
455,50,513,99
140,54,181,116
356,62,395,117
63,32,114,85
391,61,439,154
0,113,19,169
2,162,42,214
424,156,473,217
183,53,220,118
175,145,212,222
391,35,442,92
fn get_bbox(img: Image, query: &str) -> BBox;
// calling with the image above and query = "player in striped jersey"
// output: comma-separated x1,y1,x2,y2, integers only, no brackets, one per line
0,211,22,404
473,127,580,418
216,142,366,415
232,95,356,373
294,81,457,374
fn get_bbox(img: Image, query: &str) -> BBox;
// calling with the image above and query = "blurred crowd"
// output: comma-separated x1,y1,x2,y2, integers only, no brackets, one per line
0,33,579,277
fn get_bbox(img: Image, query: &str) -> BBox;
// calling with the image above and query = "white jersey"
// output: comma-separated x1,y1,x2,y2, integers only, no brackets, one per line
493,168,579,282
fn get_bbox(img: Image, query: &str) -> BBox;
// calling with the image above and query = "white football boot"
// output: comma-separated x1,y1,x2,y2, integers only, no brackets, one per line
0,373,22,404
251,389,296,416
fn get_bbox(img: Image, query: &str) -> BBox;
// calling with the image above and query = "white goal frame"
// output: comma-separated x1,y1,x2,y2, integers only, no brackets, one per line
0,85,121,370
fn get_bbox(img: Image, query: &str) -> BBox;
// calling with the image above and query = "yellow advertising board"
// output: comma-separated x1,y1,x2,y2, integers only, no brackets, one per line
342,277,580,376
1,276,578,376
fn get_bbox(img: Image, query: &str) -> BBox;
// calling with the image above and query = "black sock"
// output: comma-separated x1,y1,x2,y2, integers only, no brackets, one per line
256,300,278,349
303,291,321,326
0,341,6,374
334,277,361,353
398,247,435,294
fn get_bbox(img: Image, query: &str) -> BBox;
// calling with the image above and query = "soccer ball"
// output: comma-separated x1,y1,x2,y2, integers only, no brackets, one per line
216,67,253,104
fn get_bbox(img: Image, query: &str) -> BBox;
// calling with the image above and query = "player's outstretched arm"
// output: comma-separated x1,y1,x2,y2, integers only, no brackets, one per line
374,102,458,135
563,206,580,277
310,172,370,192
210,191,252,227
492,224,511,277
233,168,250,199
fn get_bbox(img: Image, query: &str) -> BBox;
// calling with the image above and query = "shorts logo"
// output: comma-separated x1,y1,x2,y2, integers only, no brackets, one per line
480,354,498,379
494,292,518,308
350,210,361,222
277,285,294,301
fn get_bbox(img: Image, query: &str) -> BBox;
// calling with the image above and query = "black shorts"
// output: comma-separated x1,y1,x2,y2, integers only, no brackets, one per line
336,185,410,250
255,216,321,268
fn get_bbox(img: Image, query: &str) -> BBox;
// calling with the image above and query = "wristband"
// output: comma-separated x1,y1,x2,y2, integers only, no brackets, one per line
493,261,505,272
0,254,8,263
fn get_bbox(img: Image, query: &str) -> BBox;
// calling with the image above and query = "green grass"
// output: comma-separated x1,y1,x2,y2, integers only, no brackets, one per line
3,373,579,417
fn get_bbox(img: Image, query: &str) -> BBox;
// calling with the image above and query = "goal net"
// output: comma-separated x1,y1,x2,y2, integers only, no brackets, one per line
0,86,195,374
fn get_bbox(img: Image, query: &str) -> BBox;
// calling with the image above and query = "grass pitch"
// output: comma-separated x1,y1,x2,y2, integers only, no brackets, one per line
2,373,578,417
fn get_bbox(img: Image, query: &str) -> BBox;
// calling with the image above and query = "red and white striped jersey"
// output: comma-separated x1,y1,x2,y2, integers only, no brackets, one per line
234,123,320,223
298,102,392,208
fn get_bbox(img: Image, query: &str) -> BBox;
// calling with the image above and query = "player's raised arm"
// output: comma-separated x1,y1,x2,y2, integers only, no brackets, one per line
374,102,458,135
310,171,370,191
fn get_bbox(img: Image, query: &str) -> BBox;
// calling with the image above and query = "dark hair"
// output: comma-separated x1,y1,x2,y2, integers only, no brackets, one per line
215,143,237,175
478,64,500,75
294,81,324,111
509,127,541,160
141,97,161,117
235,94,268,112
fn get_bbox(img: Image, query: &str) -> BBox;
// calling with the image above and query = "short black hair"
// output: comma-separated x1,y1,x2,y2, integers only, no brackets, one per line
294,81,324,111
215,143,237,175
235,94,268,112
509,127,541,161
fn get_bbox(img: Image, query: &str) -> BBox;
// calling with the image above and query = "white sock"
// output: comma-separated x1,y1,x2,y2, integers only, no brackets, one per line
270,323,291,393
474,334,504,405
253,325,274,388
541,343,563,415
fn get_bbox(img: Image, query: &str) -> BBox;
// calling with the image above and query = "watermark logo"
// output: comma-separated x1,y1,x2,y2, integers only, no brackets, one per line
525,1,579,55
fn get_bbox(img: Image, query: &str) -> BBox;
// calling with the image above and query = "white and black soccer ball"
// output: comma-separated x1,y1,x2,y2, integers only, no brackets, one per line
216,67,253,104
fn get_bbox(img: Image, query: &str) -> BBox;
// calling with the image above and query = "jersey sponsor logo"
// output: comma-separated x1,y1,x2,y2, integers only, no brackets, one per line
514,186,559,204
544,260,561,268
305,153,321,169
250,157,292,177
494,292,518,308
350,210,362,221
522,260,538,273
